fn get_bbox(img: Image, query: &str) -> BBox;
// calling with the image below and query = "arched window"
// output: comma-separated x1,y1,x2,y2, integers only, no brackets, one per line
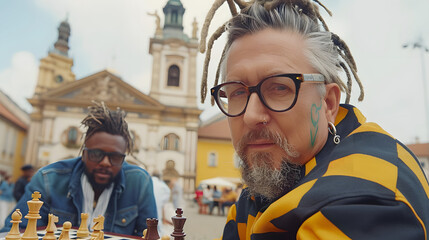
163,137,169,150
171,10,178,24
167,65,180,87
174,137,180,150
67,127,78,144
161,133,180,151
130,130,141,153
55,74,64,83
208,152,218,167
62,126,82,148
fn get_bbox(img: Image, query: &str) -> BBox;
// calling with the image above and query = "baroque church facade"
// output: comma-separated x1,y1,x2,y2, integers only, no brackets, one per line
24,0,201,194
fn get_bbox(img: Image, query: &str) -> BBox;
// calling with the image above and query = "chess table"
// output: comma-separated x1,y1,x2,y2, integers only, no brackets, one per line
1,191,187,240
0,227,141,240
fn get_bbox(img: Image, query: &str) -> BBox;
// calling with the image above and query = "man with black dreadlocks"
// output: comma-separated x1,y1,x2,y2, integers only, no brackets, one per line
199,0,429,239
0,102,157,236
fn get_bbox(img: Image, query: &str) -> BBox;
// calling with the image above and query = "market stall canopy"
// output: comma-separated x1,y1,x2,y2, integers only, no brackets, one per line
199,177,241,189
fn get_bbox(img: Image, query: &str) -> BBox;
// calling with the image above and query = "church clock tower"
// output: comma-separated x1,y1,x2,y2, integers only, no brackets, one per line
34,19,75,95
147,0,201,195
148,0,199,108
25,19,76,166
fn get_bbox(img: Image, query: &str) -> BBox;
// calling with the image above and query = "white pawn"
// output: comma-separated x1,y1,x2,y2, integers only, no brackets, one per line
58,221,72,240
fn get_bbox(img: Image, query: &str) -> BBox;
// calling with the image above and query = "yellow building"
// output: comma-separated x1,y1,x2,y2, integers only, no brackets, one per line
0,90,30,181
196,113,241,188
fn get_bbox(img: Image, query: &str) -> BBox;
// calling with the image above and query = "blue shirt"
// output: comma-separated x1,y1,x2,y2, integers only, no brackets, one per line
0,181,14,202
213,190,222,199
1,157,157,236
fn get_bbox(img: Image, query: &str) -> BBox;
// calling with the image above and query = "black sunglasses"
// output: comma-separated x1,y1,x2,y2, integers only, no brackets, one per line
83,148,126,166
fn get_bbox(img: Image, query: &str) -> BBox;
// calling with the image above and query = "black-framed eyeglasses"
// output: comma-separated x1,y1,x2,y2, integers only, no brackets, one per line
83,148,126,166
210,73,325,117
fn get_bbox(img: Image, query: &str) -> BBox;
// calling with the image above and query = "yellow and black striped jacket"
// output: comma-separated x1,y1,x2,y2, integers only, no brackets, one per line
222,104,429,240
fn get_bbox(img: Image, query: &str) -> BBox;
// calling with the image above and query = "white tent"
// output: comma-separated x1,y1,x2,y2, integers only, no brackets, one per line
199,177,240,189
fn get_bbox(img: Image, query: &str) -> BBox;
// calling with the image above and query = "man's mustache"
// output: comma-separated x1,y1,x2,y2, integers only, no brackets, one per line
93,169,113,176
237,127,299,160
237,128,283,153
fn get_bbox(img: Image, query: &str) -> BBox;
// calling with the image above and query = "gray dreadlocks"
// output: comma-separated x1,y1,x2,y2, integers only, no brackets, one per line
199,0,364,105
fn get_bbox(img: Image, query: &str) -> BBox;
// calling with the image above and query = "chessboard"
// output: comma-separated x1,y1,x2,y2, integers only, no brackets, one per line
0,228,140,240
1,191,187,240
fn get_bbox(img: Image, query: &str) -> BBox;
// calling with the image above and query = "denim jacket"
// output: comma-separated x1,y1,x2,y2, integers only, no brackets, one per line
1,157,157,236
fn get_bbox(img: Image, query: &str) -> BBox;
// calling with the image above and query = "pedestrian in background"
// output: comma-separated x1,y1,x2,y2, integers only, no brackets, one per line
220,188,237,216
151,171,172,236
13,164,34,202
209,185,222,215
169,177,183,209
0,174,15,228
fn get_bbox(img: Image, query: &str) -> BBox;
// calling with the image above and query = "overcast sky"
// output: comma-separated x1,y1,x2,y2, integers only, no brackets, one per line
1,0,429,144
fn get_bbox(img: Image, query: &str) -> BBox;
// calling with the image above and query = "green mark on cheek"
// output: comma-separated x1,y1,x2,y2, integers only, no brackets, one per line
310,100,322,146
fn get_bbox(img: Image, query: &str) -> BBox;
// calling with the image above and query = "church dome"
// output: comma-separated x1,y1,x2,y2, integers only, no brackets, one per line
53,18,71,56
59,20,70,32
166,0,183,6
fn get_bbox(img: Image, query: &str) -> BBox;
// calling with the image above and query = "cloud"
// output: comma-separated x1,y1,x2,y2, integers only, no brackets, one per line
32,0,230,97
319,0,429,144
0,51,38,112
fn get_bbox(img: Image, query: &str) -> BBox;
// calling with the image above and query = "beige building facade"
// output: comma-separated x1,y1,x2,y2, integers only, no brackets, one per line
24,0,201,194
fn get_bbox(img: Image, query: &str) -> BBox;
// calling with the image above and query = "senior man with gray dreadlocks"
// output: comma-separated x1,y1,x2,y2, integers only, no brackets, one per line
199,0,429,239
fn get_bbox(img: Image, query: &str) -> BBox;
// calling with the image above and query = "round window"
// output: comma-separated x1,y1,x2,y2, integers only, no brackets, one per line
55,75,64,83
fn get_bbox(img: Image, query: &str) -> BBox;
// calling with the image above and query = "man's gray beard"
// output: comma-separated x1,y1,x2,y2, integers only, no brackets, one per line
237,128,302,201
240,153,301,201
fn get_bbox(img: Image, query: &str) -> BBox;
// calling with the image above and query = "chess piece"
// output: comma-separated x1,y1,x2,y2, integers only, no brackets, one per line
43,213,59,240
161,236,170,240
90,215,105,240
171,208,186,240
143,218,160,240
98,231,104,240
21,191,44,240
76,213,90,238
58,221,72,240
5,209,22,240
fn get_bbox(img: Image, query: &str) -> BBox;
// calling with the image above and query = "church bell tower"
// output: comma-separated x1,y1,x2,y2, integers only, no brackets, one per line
25,19,76,167
34,18,75,96
148,0,199,108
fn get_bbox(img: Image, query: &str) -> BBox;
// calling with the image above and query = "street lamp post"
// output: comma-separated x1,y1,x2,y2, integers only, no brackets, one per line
403,37,429,142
